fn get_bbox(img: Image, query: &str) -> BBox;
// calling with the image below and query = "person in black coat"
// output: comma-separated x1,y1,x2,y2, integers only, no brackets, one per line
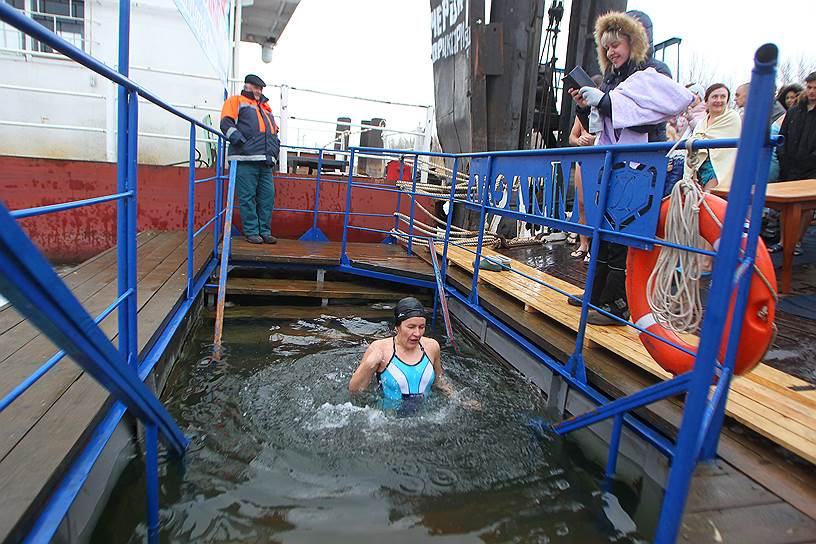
779,72,816,181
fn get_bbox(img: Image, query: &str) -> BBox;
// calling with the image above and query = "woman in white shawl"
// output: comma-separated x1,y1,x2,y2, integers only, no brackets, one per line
688,83,742,190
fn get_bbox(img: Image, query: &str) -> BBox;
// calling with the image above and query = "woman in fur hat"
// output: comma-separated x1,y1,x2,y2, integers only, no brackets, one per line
565,10,693,326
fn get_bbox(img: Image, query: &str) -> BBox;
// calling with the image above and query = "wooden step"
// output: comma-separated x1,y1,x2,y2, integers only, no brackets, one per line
208,277,428,301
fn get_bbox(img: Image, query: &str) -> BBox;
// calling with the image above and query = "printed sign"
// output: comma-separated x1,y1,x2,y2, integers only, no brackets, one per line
174,0,233,87
430,0,470,65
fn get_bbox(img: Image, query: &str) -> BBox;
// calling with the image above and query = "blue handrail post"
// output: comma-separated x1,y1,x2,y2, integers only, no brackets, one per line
125,91,139,366
186,124,196,298
299,148,328,241
145,423,160,544
565,150,614,383
654,44,779,543
698,53,778,462
406,153,420,255
340,149,356,265
392,156,405,234
605,415,624,479
213,137,223,259
441,157,459,283
469,156,493,306
114,0,132,369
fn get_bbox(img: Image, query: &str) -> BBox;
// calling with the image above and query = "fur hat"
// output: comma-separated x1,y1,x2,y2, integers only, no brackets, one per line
594,11,649,73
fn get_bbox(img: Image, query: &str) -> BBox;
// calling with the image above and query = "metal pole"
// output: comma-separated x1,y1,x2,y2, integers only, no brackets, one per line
213,136,224,258
145,423,159,544
213,161,238,360
126,91,138,367
441,157,459,282
392,157,405,234
407,153,419,255
311,149,323,236
654,44,779,544
567,151,614,382
605,415,623,479
187,123,195,298
340,149,355,265
469,157,493,306
115,0,131,369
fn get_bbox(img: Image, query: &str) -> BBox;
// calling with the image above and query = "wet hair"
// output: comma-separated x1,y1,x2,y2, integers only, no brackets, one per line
394,297,426,326
704,83,730,102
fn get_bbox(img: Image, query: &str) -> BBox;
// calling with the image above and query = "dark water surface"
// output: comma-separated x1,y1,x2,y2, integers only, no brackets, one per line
92,306,657,543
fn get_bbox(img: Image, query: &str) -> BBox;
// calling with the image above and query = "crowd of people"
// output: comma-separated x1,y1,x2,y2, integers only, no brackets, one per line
564,9,816,326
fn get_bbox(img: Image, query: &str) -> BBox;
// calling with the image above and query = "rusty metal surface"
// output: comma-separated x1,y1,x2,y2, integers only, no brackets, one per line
0,156,431,262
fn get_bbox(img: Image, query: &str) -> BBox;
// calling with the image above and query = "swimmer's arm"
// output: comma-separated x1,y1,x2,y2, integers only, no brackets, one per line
430,339,481,410
348,342,385,393
428,339,455,396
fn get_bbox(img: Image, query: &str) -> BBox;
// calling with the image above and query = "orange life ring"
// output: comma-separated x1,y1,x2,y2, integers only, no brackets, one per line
626,194,777,376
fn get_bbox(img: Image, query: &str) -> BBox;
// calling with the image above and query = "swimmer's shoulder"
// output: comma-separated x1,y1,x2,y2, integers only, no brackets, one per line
421,338,441,356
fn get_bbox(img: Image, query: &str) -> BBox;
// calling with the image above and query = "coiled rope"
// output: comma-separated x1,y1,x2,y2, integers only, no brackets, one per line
646,137,778,334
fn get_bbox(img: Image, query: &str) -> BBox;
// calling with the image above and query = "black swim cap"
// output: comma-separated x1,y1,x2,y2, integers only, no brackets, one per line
394,297,426,325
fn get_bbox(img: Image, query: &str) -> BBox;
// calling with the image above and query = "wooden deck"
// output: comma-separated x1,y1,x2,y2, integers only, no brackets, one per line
414,243,816,542
432,243,816,465
229,237,434,280
0,231,212,543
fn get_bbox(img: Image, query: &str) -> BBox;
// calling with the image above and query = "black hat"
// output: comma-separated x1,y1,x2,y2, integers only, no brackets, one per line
394,297,426,325
244,74,266,88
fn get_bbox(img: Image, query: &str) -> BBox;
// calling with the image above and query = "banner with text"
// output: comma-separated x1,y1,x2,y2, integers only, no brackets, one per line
174,0,233,87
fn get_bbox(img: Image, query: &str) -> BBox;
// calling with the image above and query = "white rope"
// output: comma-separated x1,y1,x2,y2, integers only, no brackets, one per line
646,137,708,333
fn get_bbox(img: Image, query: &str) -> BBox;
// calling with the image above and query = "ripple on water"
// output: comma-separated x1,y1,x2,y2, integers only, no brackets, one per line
92,313,651,543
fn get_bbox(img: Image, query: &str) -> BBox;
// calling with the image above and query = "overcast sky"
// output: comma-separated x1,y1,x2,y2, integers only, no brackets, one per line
238,0,814,149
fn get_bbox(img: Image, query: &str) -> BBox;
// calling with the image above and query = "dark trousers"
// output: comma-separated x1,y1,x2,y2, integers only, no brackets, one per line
235,161,275,237
589,240,628,313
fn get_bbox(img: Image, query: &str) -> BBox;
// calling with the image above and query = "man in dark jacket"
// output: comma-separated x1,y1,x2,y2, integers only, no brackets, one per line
779,72,816,181
220,74,281,244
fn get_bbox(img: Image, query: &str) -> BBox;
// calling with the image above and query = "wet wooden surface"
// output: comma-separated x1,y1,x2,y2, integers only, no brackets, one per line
228,237,433,280
434,253,816,542
0,231,212,543
498,236,816,385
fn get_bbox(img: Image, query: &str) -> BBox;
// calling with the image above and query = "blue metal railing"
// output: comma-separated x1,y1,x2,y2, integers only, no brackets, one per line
0,2,230,542
299,45,776,544
0,2,782,540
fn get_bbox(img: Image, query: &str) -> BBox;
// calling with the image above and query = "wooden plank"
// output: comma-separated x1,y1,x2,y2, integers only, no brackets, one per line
687,471,780,513
0,231,159,336
436,243,816,464
0,233,206,461
229,237,341,265
437,256,816,521
213,277,429,301
679,502,816,544
0,233,179,369
0,233,213,543
345,242,434,280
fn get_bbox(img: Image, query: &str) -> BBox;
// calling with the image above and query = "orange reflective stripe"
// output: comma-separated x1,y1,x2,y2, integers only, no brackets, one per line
220,95,241,121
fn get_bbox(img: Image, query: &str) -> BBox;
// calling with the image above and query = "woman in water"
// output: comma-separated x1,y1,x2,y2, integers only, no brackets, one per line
348,297,455,400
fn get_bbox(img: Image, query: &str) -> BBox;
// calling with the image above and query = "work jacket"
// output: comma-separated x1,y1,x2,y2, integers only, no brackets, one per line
779,98,816,181
220,90,280,164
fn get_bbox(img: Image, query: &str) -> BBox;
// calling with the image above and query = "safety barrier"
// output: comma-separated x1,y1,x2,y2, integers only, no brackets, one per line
0,2,230,541
317,44,778,544
0,1,782,540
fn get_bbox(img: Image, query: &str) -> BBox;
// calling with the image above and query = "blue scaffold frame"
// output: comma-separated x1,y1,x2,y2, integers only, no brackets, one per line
0,1,231,541
0,0,785,540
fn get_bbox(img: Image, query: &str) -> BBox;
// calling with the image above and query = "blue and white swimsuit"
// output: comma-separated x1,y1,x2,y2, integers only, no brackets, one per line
377,337,435,400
